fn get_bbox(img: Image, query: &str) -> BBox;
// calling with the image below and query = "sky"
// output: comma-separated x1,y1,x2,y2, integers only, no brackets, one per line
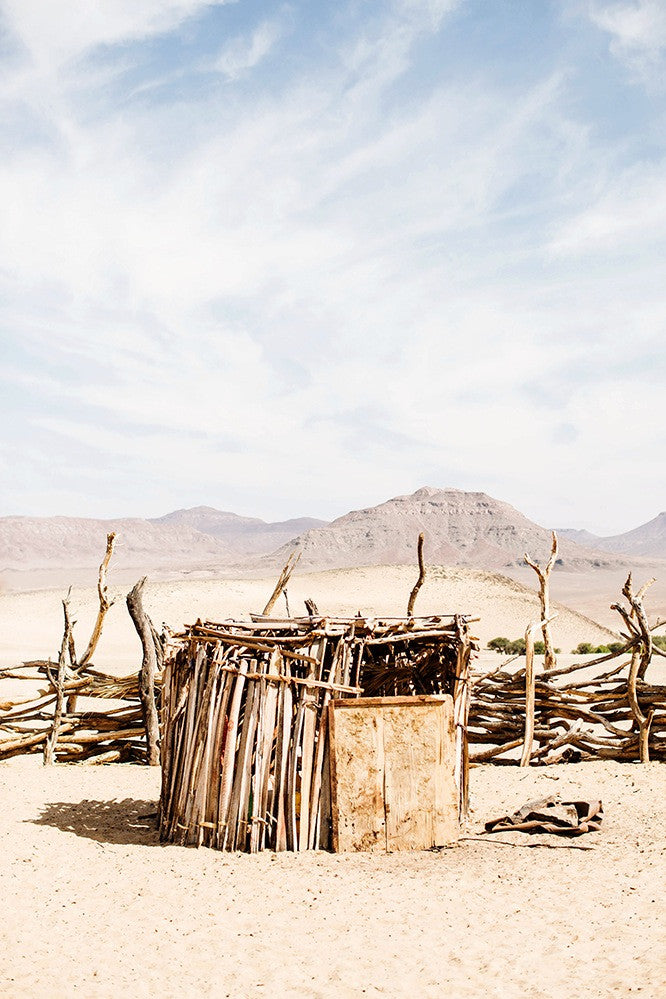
0,0,665,535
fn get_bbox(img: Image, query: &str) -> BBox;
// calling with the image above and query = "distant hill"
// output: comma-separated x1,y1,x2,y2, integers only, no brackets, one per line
0,516,232,571
557,528,602,547
593,512,666,559
151,507,324,554
559,513,666,559
2,490,658,589
0,507,326,574
261,486,623,572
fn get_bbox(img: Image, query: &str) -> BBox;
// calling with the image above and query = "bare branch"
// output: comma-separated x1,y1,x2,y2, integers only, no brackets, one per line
262,551,301,616
407,533,426,617
79,532,117,669
44,598,73,766
523,531,559,670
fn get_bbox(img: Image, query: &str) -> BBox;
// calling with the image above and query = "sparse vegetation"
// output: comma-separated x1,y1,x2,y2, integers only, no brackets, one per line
487,637,561,656
571,641,623,655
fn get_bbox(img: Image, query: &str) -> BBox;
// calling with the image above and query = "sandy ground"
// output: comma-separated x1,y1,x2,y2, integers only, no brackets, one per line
506,566,666,634
0,756,663,999
0,564,618,672
2,566,664,997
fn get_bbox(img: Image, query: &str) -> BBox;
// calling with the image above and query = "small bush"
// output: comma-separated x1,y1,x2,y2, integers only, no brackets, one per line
572,641,619,655
507,638,526,655
487,637,557,656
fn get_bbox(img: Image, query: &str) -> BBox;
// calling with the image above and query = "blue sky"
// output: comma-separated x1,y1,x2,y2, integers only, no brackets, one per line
1,0,665,534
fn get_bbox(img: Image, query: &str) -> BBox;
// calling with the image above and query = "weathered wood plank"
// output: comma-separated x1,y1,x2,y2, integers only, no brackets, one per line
329,695,458,852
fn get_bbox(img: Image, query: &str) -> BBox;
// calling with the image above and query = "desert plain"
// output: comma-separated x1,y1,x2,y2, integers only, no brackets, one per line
1,559,665,998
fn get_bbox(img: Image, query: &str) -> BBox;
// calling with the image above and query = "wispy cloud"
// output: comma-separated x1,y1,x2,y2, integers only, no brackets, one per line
0,0,664,533
1,1,233,71
214,17,284,79
587,0,666,83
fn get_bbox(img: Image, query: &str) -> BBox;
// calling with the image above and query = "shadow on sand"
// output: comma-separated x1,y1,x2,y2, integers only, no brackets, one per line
30,798,161,846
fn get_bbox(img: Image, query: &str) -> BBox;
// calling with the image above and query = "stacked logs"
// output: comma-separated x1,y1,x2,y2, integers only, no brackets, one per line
159,614,474,851
470,573,666,765
0,662,152,763
469,654,666,764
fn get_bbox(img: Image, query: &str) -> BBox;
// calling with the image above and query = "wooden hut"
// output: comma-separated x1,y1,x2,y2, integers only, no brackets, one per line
159,613,475,852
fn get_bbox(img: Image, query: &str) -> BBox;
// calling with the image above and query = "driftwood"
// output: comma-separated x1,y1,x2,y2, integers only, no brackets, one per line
1,535,162,765
612,574,656,761
43,599,73,766
79,532,117,669
520,614,557,767
0,663,154,763
524,531,558,670
262,551,300,616
126,577,162,766
407,533,426,617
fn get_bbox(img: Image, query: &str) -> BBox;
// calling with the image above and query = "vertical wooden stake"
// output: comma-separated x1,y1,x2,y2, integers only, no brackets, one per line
407,533,426,617
127,577,161,766
520,613,557,767
263,551,300,616
44,599,73,766
524,531,558,670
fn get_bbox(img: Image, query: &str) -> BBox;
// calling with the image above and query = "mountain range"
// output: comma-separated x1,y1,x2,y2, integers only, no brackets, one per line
558,512,666,559
0,488,664,582
261,487,622,572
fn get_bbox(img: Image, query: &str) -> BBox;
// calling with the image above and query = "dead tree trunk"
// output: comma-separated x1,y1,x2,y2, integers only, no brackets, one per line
127,577,161,766
524,531,558,670
612,573,656,762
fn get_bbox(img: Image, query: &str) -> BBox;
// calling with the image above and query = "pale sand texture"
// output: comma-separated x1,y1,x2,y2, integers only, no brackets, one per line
1,757,663,998
0,565,617,671
506,566,666,635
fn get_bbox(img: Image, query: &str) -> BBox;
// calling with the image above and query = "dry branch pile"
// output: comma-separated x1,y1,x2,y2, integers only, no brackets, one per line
470,574,666,765
159,614,474,852
469,656,666,764
0,662,152,763
0,533,163,765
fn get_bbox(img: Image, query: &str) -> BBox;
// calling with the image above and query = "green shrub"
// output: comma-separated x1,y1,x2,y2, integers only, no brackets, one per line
572,641,619,655
487,636,558,656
